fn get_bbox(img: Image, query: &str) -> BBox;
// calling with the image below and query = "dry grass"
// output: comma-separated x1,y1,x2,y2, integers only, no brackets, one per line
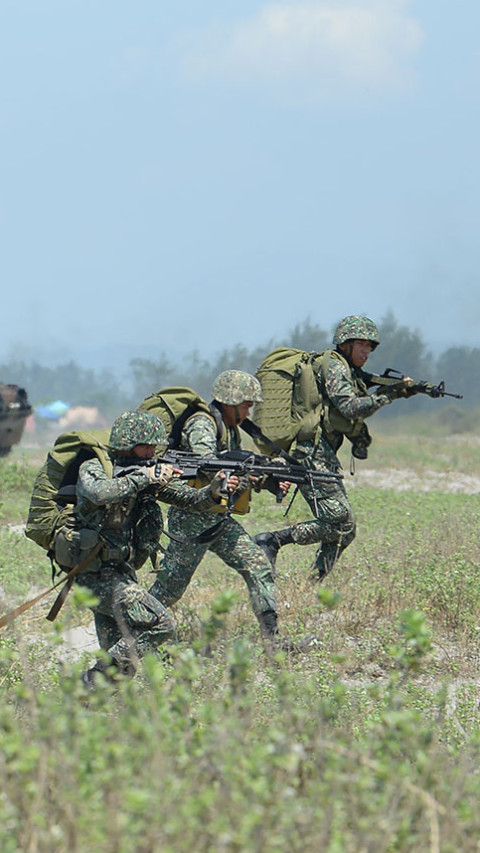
2,433,480,851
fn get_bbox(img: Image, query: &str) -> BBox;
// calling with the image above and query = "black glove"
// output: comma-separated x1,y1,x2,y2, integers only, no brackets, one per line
350,424,372,460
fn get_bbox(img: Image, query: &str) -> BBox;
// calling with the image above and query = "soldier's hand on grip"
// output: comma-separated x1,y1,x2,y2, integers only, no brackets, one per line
210,471,240,500
145,462,176,488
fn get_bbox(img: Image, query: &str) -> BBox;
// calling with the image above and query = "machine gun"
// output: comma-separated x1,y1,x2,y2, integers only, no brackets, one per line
115,448,343,509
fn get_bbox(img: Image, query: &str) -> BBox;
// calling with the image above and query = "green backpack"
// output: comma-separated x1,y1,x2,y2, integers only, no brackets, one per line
25,429,112,551
253,346,368,454
253,348,327,453
137,386,222,447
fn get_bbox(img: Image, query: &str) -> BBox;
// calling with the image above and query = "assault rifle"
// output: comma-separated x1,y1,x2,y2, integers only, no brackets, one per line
116,448,342,509
371,369,463,400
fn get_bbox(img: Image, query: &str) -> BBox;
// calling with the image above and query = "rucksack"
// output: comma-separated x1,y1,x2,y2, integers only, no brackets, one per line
253,347,370,455
137,386,222,448
25,429,112,551
252,348,327,453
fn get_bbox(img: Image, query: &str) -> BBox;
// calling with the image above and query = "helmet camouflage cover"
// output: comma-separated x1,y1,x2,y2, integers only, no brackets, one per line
109,411,167,452
212,370,263,405
333,315,380,349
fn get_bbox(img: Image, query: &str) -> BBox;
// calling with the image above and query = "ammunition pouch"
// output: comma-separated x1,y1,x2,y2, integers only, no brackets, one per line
100,545,131,563
322,404,365,441
54,525,102,573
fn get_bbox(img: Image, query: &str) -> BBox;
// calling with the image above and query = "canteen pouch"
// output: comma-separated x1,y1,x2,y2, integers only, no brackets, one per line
55,525,102,572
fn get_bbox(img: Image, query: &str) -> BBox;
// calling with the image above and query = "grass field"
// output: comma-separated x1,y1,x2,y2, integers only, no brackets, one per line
1,430,480,852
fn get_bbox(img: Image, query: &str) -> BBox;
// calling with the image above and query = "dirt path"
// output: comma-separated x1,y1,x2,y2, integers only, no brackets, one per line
349,468,480,494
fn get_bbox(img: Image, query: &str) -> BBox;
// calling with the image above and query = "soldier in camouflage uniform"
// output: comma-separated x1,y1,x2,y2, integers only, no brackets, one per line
58,411,225,685
149,370,291,644
254,316,409,581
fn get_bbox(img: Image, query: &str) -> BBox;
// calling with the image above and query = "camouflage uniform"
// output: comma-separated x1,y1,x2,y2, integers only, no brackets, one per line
149,371,278,635
255,316,394,580
290,356,391,578
63,411,218,678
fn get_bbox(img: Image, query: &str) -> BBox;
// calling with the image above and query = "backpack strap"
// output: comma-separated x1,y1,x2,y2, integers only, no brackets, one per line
0,539,105,629
208,401,226,444
168,404,202,448
168,401,224,448
316,349,342,390
241,418,298,465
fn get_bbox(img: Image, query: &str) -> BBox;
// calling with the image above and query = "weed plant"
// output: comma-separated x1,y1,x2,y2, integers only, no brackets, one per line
1,441,480,851
0,455,38,524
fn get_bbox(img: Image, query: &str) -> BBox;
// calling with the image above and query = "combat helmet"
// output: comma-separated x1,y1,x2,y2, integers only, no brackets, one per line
109,411,167,452
212,370,263,406
333,315,380,350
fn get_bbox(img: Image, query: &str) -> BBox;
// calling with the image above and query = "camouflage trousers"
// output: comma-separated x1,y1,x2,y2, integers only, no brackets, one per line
149,507,277,620
289,437,356,579
76,562,175,674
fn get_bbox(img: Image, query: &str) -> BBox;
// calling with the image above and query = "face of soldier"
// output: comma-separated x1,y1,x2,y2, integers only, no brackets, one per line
222,401,253,426
131,444,157,459
342,339,374,368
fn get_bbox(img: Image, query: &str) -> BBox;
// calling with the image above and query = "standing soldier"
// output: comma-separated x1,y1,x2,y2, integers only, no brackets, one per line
149,370,291,646
254,315,410,581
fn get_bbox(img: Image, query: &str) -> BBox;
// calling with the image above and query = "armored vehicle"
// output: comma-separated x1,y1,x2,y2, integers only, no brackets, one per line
0,383,32,456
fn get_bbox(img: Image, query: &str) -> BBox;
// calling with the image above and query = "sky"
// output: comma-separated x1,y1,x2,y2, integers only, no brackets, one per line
1,0,479,371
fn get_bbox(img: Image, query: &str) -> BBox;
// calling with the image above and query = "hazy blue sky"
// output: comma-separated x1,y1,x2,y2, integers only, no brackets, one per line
1,0,479,369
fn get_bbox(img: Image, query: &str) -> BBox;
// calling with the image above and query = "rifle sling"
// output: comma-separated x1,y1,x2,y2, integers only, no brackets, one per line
241,418,298,465
0,540,104,629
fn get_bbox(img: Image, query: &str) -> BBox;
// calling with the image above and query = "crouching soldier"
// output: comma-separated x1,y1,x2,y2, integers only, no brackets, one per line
55,411,226,686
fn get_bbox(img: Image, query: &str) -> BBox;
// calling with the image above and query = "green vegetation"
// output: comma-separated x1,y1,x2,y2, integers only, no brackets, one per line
2,312,479,417
0,459,37,523
1,437,480,851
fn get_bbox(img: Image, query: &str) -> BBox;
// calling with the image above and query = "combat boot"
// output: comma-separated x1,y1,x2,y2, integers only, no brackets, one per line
258,609,280,638
253,528,293,569
257,609,299,653
257,610,320,654
81,657,123,690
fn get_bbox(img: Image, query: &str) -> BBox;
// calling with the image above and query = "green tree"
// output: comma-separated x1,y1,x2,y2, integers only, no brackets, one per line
130,354,175,404
436,346,480,408
0,359,124,414
367,310,433,379
286,319,329,352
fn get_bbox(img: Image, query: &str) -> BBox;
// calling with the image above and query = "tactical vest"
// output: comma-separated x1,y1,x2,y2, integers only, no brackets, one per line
318,351,368,443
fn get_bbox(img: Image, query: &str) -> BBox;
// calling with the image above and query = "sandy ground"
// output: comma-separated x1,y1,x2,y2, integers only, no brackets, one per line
348,467,480,494
59,622,98,660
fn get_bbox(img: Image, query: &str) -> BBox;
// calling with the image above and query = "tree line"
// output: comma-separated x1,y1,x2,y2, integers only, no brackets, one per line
0,312,474,421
